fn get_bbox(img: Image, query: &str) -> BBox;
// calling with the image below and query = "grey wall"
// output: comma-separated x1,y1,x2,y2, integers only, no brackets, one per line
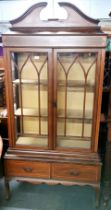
0,0,111,21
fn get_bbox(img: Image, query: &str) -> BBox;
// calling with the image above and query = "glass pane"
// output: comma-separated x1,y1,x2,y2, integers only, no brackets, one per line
56,52,97,149
11,52,48,147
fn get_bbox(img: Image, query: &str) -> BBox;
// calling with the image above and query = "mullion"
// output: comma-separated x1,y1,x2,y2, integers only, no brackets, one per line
30,54,48,136
78,54,97,137
57,58,67,136
20,55,31,136
58,54,78,137
38,75,41,135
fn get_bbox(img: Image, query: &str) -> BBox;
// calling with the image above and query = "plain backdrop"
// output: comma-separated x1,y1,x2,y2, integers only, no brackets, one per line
0,0,111,22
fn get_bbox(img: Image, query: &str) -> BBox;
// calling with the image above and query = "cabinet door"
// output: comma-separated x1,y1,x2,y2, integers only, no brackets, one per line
9,49,52,148
53,49,100,150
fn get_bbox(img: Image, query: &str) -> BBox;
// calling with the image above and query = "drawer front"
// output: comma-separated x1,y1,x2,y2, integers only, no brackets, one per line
4,159,50,179
52,163,101,183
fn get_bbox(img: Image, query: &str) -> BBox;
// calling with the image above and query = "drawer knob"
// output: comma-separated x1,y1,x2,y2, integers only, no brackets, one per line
70,171,80,176
23,167,33,173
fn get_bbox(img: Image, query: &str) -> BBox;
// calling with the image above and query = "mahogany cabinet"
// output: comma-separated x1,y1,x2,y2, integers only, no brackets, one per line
101,37,111,206
2,2,106,205
0,41,8,177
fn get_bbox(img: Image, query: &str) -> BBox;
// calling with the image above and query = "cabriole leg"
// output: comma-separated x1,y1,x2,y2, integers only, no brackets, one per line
4,178,10,200
95,185,100,208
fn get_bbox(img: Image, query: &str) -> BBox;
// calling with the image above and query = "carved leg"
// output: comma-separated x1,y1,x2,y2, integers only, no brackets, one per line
103,196,110,206
4,178,10,200
102,142,111,206
95,185,100,208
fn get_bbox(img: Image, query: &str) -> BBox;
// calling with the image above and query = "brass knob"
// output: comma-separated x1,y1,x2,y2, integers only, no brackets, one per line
70,171,80,176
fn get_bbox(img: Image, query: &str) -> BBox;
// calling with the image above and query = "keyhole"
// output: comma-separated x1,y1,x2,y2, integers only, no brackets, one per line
52,101,57,108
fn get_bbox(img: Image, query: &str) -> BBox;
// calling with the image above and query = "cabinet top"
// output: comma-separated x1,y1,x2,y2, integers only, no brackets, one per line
8,2,102,34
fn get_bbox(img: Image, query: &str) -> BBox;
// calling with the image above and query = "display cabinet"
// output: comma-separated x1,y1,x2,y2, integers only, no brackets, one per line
100,35,111,206
0,42,6,116
2,2,106,205
0,38,8,177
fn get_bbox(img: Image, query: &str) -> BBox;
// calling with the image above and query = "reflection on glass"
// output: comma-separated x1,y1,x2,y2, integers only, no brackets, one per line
11,52,48,147
56,52,97,149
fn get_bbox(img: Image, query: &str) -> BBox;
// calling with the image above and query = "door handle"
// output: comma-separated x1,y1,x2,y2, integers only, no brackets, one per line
23,167,33,173
69,171,80,176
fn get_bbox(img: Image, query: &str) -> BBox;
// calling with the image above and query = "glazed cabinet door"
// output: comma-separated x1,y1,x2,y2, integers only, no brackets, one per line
53,49,101,150
8,49,53,149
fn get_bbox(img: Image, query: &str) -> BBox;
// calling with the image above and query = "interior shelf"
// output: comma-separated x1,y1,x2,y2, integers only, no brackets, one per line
57,136,91,149
57,109,93,120
14,108,48,117
13,79,48,86
14,108,92,122
57,135,91,141
13,79,94,92
57,80,95,92
16,136,47,146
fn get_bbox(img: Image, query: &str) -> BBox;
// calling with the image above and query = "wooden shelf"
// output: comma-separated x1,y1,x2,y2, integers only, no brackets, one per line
57,136,91,149
12,79,95,92
57,109,93,121
15,108,48,117
57,135,91,141
13,79,48,86
14,108,93,123
58,80,94,87
57,80,95,92
16,136,47,146
15,108,92,119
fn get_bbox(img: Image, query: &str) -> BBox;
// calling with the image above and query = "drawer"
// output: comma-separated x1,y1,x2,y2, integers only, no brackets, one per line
52,163,101,183
4,159,50,179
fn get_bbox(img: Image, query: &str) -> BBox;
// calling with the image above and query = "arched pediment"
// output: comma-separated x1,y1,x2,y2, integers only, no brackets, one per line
10,2,101,33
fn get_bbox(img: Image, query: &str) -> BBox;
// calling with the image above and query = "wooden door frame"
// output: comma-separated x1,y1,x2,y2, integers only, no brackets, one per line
53,48,104,153
4,47,53,150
